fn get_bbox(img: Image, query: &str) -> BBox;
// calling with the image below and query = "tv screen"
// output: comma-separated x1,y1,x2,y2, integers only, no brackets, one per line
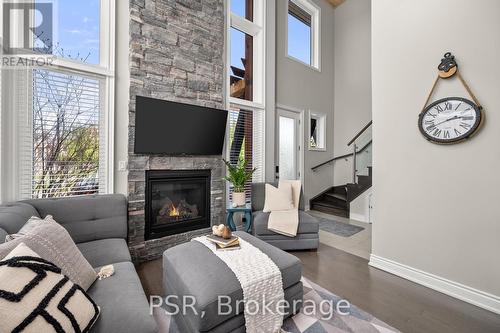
134,96,228,155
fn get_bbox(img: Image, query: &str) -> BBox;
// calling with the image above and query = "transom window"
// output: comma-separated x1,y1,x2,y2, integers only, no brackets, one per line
287,0,321,70
229,0,264,105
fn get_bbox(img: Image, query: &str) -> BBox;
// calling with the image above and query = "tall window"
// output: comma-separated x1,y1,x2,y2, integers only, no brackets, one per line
1,0,115,200
287,0,320,69
228,0,265,195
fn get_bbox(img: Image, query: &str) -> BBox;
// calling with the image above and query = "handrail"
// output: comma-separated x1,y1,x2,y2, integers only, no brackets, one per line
311,140,372,171
347,121,372,146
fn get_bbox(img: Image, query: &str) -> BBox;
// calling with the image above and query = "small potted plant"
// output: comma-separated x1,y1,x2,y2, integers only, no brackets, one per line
223,158,256,207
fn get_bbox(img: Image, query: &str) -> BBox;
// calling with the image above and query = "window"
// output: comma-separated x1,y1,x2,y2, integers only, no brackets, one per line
287,0,320,69
309,111,326,151
229,0,264,104
227,0,265,196
230,27,253,101
32,70,103,197
231,0,253,21
228,107,265,199
1,0,114,200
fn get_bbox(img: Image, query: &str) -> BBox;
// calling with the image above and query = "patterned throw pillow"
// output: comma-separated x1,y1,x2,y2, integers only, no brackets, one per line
0,243,100,332
0,216,97,290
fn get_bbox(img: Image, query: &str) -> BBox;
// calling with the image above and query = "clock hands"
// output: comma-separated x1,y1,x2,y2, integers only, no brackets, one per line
432,115,460,127
430,115,471,128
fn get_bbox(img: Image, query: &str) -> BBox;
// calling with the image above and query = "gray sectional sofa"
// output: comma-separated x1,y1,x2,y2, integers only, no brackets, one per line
251,183,320,250
0,194,157,333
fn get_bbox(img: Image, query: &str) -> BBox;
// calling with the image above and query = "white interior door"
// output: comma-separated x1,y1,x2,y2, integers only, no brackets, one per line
277,109,301,181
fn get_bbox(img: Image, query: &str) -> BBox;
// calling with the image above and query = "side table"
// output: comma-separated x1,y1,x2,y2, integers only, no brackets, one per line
226,203,253,233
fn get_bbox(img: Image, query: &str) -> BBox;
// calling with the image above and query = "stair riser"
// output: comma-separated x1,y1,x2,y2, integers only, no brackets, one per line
322,195,348,208
357,176,371,186
333,186,347,196
311,204,349,218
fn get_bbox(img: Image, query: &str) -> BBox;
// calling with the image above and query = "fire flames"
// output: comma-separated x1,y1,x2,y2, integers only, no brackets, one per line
169,205,180,217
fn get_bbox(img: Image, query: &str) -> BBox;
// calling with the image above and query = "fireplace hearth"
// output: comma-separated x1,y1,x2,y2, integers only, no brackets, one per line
145,170,211,240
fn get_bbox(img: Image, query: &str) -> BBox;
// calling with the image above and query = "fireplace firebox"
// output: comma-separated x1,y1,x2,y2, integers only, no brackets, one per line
145,170,211,240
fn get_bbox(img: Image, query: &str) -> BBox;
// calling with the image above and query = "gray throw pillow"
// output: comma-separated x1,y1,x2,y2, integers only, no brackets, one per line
0,215,97,290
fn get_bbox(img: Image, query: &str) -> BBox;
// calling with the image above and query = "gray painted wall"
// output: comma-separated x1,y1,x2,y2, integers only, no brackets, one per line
275,0,336,202
333,0,371,186
372,0,500,298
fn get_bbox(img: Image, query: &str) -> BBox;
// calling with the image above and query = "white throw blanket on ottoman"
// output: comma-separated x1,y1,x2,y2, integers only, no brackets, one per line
193,236,285,333
267,180,302,237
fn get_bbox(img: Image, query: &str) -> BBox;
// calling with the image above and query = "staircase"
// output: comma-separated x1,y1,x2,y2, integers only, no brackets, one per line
310,121,372,218
310,166,372,217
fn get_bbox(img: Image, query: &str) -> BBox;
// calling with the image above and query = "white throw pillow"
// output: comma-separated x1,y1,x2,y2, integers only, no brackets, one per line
279,180,302,209
263,183,294,213
0,243,100,333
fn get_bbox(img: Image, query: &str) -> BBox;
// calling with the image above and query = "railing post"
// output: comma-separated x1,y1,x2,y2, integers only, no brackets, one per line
352,144,357,184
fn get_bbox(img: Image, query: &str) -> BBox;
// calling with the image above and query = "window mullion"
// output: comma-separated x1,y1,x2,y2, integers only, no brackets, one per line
231,13,261,36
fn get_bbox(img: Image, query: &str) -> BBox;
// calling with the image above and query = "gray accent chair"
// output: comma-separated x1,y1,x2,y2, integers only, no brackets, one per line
251,183,320,251
0,194,157,333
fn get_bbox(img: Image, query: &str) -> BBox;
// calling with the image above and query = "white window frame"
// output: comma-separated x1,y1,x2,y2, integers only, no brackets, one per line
308,110,326,151
286,0,321,71
0,0,115,201
227,0,266,108
225,0,267,193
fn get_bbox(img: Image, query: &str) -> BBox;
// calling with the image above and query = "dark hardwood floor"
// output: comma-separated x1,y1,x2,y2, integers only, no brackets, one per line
137,243,500,333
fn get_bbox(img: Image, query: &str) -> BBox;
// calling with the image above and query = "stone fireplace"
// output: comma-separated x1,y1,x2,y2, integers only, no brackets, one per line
145,170,211,240
128,0,225,262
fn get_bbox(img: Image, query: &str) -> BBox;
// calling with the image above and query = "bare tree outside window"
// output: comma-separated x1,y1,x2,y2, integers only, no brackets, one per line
32,69,101,198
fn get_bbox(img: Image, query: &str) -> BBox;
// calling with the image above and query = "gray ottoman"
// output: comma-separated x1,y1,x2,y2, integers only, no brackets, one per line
163,232,303,333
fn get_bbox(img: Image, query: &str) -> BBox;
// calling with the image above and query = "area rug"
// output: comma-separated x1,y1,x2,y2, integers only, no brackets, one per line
153,277,400,333
317,217,365,237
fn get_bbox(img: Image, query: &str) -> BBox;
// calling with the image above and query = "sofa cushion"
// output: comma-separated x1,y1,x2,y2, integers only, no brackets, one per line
163,232,302,332
88,261,157,333
0,202,40,241
77,238,132,268
253,211,319,236
23,194,127,243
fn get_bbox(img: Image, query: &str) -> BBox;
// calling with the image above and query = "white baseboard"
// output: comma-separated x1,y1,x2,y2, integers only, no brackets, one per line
369,254,500,315
349,213,369,223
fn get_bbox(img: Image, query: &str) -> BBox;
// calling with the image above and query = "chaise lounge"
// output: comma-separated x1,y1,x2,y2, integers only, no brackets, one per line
251,183,320,251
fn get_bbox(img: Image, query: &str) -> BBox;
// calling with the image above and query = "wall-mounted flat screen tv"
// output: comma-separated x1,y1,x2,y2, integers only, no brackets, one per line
134,96,228,155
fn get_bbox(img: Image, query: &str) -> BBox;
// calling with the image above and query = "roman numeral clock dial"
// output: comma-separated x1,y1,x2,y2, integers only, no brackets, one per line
418,97,482,144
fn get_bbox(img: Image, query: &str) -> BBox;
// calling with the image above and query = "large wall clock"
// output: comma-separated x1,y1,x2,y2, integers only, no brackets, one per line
418,97,482,143
418,53,484,144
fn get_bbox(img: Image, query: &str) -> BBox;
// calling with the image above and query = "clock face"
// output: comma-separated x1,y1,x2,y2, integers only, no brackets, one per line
418,97,482,143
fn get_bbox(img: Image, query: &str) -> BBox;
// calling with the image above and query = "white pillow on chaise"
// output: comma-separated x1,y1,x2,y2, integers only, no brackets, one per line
262,182,294,213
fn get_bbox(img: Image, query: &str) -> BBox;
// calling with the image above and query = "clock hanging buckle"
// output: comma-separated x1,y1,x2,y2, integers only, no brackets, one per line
422,52,483,112
438,52,458,79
